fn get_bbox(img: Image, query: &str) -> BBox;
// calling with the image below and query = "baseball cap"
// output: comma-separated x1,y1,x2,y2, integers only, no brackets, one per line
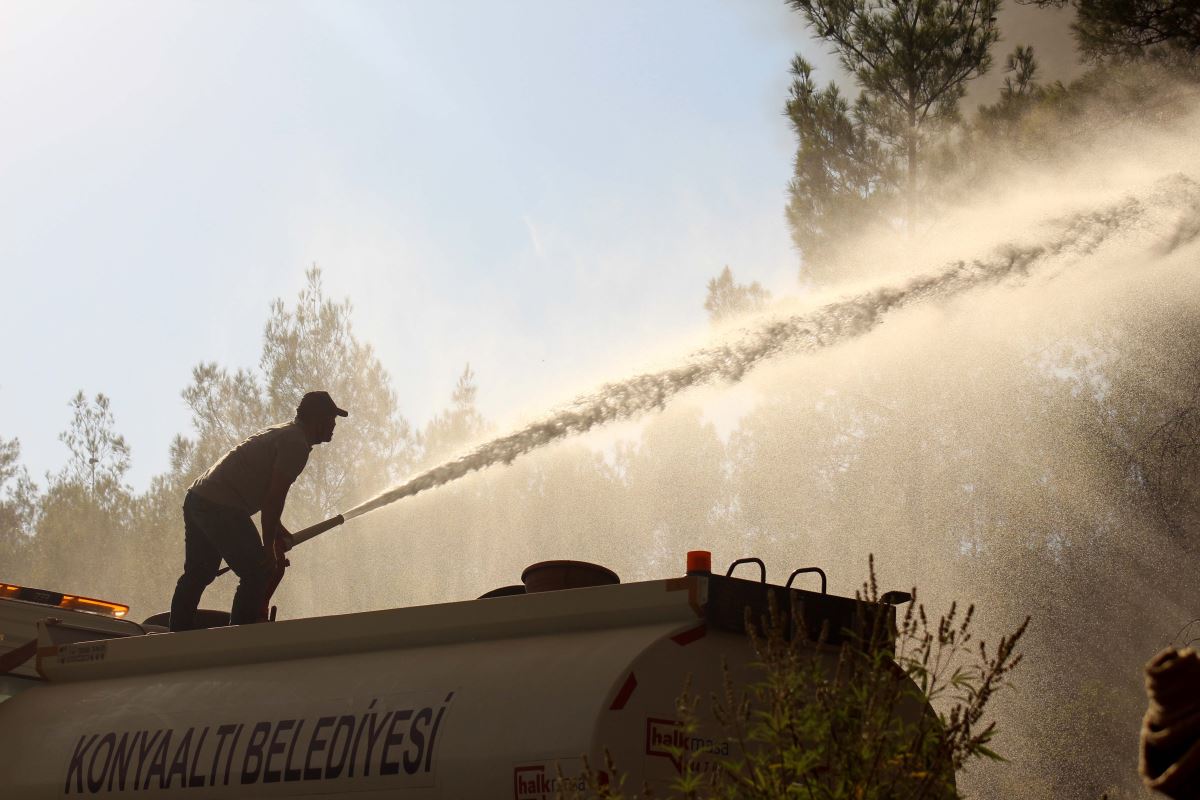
297,391,349,419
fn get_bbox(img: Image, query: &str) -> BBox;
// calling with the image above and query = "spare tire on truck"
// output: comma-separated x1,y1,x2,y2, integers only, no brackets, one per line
141,609,231,630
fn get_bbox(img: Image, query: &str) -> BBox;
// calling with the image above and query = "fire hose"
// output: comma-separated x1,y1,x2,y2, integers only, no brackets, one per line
271,513,346,551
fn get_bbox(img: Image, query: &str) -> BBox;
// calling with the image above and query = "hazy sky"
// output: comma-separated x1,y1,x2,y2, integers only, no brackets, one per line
0,1,1078,491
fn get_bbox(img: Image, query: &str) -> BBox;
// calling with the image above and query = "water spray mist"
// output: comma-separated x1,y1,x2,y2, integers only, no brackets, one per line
289,175,1200,549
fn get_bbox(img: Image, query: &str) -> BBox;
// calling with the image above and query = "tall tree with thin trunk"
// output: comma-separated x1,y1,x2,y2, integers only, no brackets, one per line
24,394,137,603
784,0,1000,279
57,391,131,498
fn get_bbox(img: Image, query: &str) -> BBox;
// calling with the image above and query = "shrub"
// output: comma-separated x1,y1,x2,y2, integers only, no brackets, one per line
567,557,1029,799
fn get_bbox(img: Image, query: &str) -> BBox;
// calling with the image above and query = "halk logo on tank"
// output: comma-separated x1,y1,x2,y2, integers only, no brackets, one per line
644,718,728,774
62,691,454,795
512,758,587,800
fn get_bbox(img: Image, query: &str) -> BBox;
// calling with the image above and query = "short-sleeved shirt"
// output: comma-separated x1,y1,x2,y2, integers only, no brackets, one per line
189,421,312,515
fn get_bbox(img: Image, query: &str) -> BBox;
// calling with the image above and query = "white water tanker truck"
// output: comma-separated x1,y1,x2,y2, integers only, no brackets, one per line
0,553,931,799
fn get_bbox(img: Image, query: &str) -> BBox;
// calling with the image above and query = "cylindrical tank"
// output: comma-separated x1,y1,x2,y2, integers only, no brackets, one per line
0,569,926,798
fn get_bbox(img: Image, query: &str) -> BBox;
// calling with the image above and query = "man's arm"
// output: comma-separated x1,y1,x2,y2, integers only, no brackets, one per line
260,466,296,566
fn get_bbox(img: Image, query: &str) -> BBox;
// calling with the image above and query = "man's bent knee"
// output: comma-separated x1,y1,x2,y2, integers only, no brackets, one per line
176,569,215,592
231,560,268,588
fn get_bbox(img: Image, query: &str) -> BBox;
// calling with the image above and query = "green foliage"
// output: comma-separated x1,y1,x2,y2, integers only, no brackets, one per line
1018,0,1200,63
565,561,1029,800
5,395,143,607
948,46,1199,195
955,44,1057,161
259,267,417,514
785,0,1002,125
421,364,488,465
177,364,269,476
781,0,1196,283
0,437,38,569
980,45,1042,124
784,57,897,281
55,391,131,498
705,266,771,324
779,0,1200,285
783,0,1000,280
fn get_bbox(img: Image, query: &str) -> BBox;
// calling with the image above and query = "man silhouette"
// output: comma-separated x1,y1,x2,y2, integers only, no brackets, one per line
169,391,348,630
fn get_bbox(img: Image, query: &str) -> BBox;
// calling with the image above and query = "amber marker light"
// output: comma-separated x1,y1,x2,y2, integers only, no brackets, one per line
686,550,712,575
59,594,129,618
1,581,128,618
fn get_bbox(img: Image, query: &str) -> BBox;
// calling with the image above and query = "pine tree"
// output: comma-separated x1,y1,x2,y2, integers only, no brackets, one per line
0,437,38,570
23,393,138,603
976,45,1044,133
168,266,418,521
258,266,417,517
784,0,1001,280
56,391,132,500
1020,0,1200,63
421,364,487,464
704,266,771,324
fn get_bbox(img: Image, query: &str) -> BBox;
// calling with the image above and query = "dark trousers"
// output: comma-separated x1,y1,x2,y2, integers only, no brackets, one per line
169,491,267,630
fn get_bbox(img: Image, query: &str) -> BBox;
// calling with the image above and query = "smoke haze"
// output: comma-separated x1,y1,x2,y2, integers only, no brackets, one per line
311,96,1200,798
343,172,1198,523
